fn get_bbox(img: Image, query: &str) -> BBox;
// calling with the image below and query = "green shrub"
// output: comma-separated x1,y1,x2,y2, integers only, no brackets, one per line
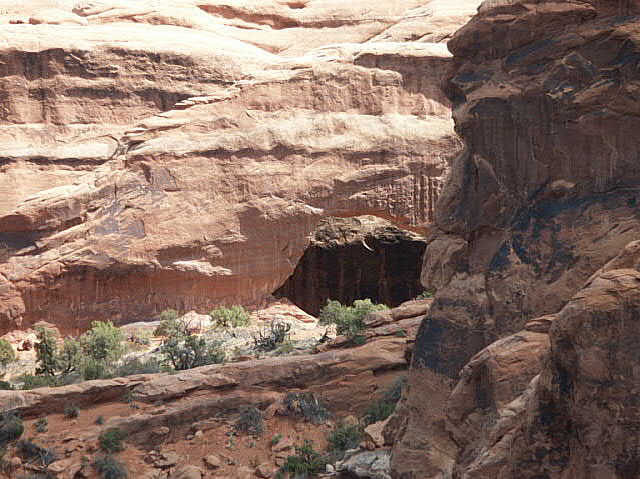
271,434,283,446
253,322,291,352
57,372,83,386
318,299,387,344
280,440,330,479
160,336,225,371
235,407,264,436
80,321,124,363
283,393,329,425
210,305,250,328
0,339,15,367
58,338,82,374
154,314,189,339
19,374,60,390
0,412,23,446
64,405,80,419
99,428,127,453
158,309,180,322
95,416,105,425
414,290,434,300
275,342,296,356
0,381,13,390
80,357,111,381
16,439,56,466
361,377,405,426
34,418,48,433
327,420,363,459
113,356,163,377
34,326,59,376
93,454,128,479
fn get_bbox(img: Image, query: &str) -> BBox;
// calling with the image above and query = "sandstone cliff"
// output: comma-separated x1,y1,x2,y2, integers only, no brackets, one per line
392,1,640,478
0,0,480,333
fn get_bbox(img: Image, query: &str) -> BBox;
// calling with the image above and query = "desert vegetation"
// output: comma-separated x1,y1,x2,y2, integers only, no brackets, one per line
318,299,388,345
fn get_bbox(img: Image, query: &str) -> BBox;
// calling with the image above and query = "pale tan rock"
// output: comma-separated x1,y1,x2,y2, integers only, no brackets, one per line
203,454,222,470
0,0,470,333
151,426,171,440
29,8,87,25
235,466,255,479
255,463,276,479
364,417,390,448
171,465,203,479
154,452,180,469
271,437,294,453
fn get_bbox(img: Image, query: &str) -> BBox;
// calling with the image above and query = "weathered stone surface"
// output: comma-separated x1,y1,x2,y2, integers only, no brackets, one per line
0,333,411,428
338,449,391,479
394,1,640,478
171,465,203,479
364,417,391,448
495,247,640,478
255,463,276,479
0,0,473,334
203,455,222,470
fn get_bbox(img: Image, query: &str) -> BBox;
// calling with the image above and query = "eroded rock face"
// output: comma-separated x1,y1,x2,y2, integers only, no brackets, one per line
393,1,640,478
445,244,640,479
275,216,428,315
0,0,480,333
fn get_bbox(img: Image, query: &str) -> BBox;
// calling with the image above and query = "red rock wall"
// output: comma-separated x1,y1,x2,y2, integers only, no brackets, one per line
393,1,640,478
0,1,479,333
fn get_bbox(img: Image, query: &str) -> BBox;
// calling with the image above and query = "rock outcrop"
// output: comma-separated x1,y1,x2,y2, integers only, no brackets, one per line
392,1,640,478
275,216,428,315
0,301,424,479
0,0,480,333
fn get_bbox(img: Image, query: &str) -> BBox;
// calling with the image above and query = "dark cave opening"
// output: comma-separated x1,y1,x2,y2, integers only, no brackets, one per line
274,216,428,316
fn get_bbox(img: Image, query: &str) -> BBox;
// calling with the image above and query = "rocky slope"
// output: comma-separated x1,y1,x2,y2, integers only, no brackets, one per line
0,299,429,479
0,0,481,333
391,1,640,478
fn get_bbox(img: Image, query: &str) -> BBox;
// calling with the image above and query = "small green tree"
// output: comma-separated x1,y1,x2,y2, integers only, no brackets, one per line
280,440,330,479
94,454,128,479
58,338,82,374
161,336,225,371
210,305,250,328
235,407,264,436
362,377,405,425
327,420,363,458
318,299,388,344
80,357,111,380
0,339,15,367
0,412,23,446
35,327,59,376
154,318,189,339
158,309,180,322
99,428,127,453
153,309,190,338
80,321,124,363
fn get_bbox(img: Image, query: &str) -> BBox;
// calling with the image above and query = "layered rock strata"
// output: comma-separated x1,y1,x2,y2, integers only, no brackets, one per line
0,0,480,333
392,1,640,478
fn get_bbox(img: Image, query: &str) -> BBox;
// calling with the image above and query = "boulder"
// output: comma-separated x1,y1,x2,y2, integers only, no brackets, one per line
171,466,203,479
337,450,391,479
203,454,222,470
